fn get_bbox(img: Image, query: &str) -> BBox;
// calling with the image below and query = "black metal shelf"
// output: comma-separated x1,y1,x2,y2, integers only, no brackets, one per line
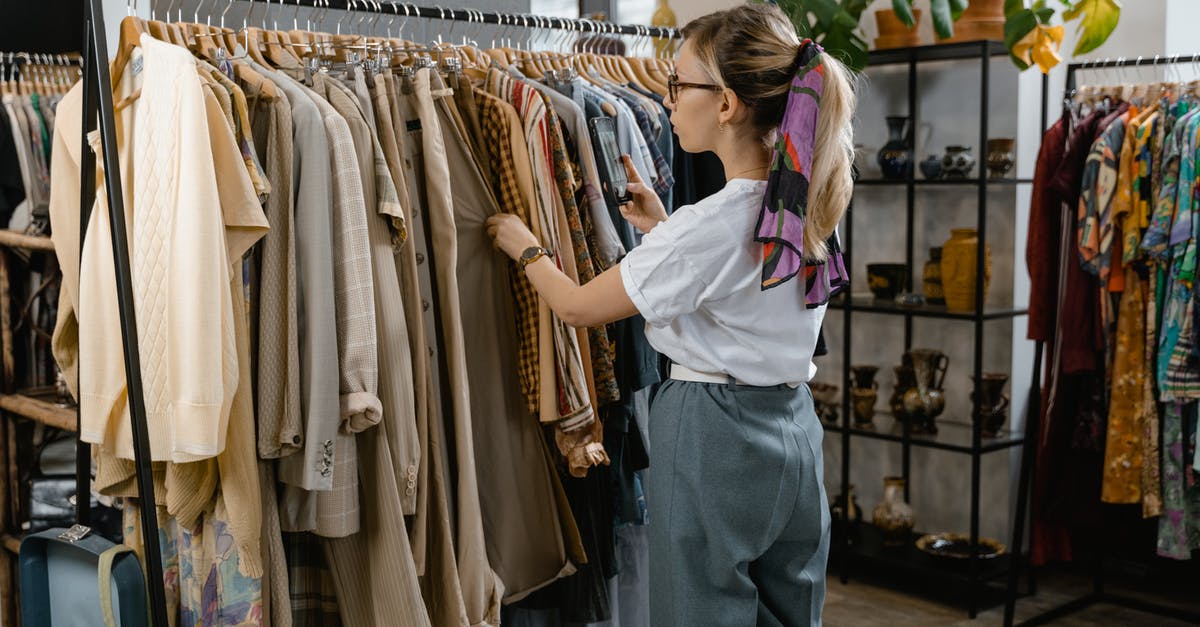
855,177,1034,187
868,40,1009,66
830,295,1028,321
833,523,1013,610
824,414,1024,454
837,36,1040,621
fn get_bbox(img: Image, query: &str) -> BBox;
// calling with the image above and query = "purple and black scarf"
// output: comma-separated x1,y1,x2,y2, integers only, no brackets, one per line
753,39,848,307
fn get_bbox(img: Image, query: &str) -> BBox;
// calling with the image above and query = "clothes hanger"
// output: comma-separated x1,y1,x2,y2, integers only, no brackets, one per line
1,56,12,97
112,1,151,93
216,0,240,54
284,0,314,58
483,12,509,67
623,26,657,91
185,0,222,60
264,0,304,67
161,0,190,47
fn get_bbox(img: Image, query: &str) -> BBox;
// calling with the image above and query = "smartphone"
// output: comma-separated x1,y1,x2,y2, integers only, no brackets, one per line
588,116,632,207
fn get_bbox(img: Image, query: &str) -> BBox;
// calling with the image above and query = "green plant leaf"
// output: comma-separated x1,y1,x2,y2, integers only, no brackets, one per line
753,0,872,73
1003,9,1039,47
844,0,872,20
820,28,869,72
806,0,842,26
1062,0,1121,55
1034,6,1055,23
1005,0,1025,16
930,0,956,39
1003,8,1038,69
949,0,969,20
892,0,916,26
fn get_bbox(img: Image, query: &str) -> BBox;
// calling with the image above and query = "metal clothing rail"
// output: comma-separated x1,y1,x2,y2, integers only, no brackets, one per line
231,0,680,39
1064,53,1200,94
0,52,82,65
79,1,171,625
1002,51,1200,627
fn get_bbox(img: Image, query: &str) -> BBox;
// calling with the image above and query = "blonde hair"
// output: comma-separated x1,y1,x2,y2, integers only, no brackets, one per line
681,3,855,261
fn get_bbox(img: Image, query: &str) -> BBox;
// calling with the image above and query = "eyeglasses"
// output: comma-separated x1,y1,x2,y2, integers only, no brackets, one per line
667,73,722,102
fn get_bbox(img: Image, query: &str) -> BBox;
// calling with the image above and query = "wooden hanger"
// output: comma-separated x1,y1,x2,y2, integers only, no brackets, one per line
111,15,149,92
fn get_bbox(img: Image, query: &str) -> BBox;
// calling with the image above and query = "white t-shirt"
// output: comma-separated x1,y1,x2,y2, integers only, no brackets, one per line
620,179,826,386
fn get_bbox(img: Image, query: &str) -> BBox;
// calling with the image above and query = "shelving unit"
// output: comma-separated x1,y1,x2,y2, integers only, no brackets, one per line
0,229,68,624
831,40,1044,619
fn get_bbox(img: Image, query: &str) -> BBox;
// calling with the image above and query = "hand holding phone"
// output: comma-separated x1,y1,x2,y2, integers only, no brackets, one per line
588,117,632,206
588,116,668,234
616,155,669,234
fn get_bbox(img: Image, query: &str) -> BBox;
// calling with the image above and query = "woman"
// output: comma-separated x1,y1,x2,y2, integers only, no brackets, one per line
486,3,855,625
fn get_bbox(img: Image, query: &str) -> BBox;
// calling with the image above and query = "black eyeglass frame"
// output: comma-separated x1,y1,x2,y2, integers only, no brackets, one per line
667,72,723,101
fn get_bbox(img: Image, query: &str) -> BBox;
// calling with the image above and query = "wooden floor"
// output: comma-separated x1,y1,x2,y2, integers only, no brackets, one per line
823,570,1200,626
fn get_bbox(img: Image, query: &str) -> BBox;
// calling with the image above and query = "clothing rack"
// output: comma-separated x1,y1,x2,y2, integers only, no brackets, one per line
0,52,82,66
68,3,674,626
1002,52,1200,627
78,2,171,625
230,0,680,39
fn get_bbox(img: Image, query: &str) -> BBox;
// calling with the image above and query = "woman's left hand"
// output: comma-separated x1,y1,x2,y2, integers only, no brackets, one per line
485,214,540,261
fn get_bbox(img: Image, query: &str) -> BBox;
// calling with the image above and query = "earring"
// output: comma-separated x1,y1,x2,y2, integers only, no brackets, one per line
719,121,728,132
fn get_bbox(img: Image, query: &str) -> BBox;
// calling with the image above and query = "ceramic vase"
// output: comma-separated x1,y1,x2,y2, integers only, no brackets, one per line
890,365,917,421
810,382,840,425
831,484,863,544
851,365,880,390
923,247,945,305
877,116,912,180
971,373,1011,437
874,9,922,50
851,388,877,429
986,138,1015,179
919,154,943,179
867,264,909,300
941,145,976,179
651,0,677,58
940,228,992,313
937,0,1005,43
831,485,862,525
872,477,915,546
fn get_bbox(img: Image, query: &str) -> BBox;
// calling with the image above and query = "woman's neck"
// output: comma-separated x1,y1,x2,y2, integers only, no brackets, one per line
717,133,771,180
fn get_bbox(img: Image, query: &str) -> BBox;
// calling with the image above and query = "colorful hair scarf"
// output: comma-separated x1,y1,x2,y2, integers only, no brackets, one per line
754,39,848,307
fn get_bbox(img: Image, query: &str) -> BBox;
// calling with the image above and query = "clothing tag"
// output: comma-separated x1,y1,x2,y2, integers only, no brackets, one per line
131,54,144,77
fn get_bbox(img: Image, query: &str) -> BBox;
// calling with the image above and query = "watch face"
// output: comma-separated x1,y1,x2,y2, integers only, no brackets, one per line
522,247,542,261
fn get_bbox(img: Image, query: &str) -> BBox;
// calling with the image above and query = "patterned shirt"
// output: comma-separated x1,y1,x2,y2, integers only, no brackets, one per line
474,88,541,417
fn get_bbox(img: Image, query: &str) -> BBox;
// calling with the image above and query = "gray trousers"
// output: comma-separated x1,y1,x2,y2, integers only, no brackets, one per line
649,379,830,627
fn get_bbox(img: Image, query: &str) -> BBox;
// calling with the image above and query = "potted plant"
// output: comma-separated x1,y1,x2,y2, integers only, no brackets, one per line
759,0,971,71
759,0,1120,73
1001,0,1121,72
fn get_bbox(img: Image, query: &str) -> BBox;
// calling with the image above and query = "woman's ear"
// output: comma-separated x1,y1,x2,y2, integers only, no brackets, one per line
718,88,749,126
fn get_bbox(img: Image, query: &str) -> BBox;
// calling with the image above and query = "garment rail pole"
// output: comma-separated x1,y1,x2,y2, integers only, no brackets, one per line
228,0,680,39
80,1,171,625
1003,51,1200,627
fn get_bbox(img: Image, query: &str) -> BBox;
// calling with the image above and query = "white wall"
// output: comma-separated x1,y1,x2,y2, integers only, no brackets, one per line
673,0,738,27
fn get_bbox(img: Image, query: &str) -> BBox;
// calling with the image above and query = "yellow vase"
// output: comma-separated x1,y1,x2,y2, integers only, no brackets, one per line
652,0,677,58
940,228,991,313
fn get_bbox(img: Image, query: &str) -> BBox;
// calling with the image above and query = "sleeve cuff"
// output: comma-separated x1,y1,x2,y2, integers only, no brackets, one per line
341,392,383,434
620,257,666,327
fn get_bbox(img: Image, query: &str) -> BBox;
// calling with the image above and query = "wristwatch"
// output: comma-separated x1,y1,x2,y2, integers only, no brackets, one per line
518,246,553,271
